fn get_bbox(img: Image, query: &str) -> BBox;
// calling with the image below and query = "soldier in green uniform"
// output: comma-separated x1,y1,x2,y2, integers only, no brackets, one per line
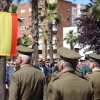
85,53,100,100
47,47,93,100
9,46,45,100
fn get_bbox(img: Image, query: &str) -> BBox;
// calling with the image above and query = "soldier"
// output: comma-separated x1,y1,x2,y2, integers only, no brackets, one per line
47,47,93,100
9,46,45,100
85,53,100,100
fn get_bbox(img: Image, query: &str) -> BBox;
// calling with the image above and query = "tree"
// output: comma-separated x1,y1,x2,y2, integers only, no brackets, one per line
64,30,77,50
39,0,61,63
76,8,100,54
39,29,48,60
9,4,23,26
15,0,39,64
30,0,39,64
88,0,100,20
17,34,32,46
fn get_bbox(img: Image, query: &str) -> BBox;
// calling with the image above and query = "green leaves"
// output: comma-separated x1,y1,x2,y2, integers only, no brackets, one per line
48,3,57,11
64,30,77,44
88,0,100,20
9,4,17,13
17,34,32,47
39,0,61,22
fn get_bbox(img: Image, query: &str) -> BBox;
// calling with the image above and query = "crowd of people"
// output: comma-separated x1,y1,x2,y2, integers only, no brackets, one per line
6,45,100,100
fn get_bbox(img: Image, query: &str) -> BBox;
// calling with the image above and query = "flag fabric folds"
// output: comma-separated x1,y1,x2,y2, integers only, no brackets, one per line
0,12,18,56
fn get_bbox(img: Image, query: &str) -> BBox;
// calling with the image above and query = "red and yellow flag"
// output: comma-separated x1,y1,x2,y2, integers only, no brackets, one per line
0,12,18,56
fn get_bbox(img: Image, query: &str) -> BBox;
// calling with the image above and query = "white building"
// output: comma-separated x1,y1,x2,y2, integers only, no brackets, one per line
63,26,93,57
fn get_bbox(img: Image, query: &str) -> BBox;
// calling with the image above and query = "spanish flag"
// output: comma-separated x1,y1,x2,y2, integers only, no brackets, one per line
0,12,18,56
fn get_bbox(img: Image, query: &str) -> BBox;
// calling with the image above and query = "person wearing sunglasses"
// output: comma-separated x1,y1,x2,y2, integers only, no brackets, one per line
34,58,49,82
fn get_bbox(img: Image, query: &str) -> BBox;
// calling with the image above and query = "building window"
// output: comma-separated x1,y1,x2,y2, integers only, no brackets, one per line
20,26,26,30
72,7,77,26
29,16,32,20
67,7,70,12
20,9,25,13
29,25,33,30
29,8,32,12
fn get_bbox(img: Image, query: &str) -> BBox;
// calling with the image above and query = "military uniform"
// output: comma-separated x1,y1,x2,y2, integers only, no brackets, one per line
9,46,45,100
47,72,93,100
86,70,100,100
85,53,100,100
47,47,93,100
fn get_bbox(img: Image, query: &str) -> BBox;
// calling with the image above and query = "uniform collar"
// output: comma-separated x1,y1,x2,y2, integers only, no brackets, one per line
20,64,32,68
51,71,75,83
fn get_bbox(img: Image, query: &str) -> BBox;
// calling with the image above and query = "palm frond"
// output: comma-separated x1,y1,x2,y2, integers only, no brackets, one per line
18,18,23,26
88,0,100,20
9,4,17,13
48,3,57,11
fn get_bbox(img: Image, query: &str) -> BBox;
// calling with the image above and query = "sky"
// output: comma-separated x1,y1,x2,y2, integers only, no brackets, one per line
13,0,91,5
65,0,91,5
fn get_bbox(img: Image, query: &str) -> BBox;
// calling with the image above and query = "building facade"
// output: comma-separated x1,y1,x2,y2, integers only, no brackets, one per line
17,3,32,36
57,0,77,47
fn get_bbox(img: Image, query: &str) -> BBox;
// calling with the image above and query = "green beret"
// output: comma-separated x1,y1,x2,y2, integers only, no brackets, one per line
16,45,34,55
89,53,100,64
57,47,81,60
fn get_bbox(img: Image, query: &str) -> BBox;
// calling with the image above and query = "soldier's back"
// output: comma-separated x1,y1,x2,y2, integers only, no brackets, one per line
9,64,45,100
47,72,93,100
86,71,100,100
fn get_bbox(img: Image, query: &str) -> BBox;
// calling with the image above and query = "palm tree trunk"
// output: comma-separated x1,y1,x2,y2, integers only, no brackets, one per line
0,57,6,100
70,42,74,50
48,22,53,64
31,0,39,64
44,39,47,60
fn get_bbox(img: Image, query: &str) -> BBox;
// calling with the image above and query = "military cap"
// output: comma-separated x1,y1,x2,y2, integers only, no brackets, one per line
89,53,100,64
16,45,34,55
57,47,81,60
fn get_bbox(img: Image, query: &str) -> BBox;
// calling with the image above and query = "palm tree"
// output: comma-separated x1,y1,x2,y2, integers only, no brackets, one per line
9,4,23,26
88,0,100,20
39,29,48,60
17,34,32,46
15,0,39,64
39,0,61,63
64,30,77,50
30,0,39,64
